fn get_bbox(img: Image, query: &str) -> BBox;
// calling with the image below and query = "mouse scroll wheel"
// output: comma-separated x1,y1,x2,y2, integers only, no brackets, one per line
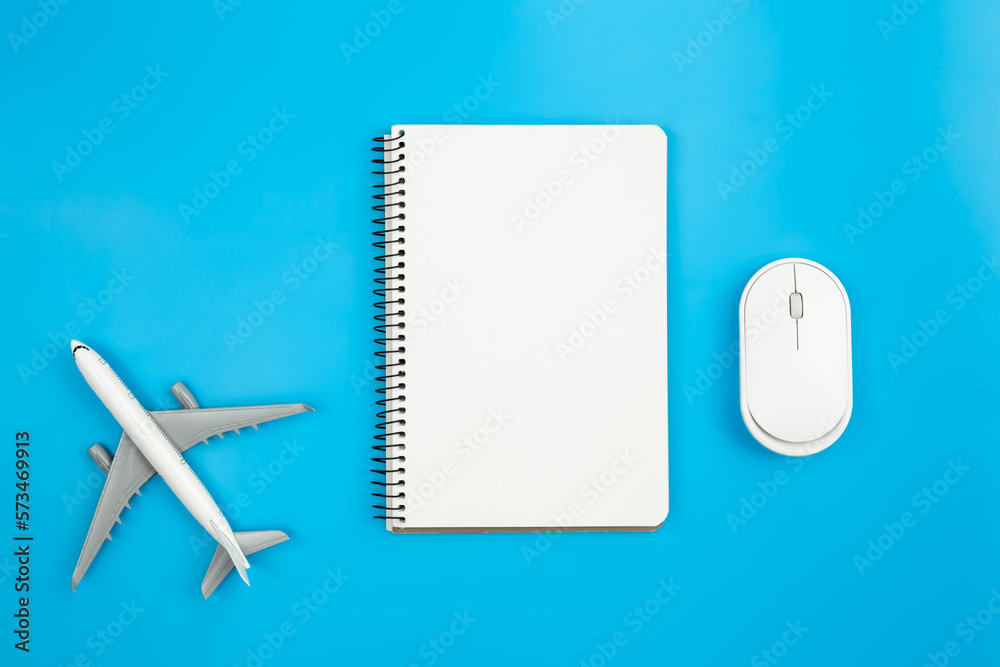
789,292,804,319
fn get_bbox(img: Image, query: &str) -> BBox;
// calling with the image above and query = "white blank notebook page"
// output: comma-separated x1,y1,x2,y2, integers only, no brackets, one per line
386,124,667,531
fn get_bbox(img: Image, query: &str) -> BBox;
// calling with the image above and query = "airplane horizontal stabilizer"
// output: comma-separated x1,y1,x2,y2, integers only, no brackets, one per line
201,530,288,599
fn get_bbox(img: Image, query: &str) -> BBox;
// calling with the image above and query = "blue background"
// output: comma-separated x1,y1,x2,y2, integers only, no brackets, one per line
2,0,999,665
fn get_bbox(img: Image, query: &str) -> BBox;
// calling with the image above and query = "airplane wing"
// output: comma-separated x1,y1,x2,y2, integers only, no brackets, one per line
71,433,155,591
71,403,311,591
148,403,313,452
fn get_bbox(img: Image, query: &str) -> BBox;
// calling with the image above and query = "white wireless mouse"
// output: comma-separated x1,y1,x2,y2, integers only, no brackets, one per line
739,258,852,456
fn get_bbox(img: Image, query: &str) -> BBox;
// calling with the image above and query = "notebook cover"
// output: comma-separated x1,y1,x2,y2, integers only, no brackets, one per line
373,124,668,533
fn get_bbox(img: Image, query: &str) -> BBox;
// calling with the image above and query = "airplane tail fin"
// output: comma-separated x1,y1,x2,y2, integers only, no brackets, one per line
202,527,287,599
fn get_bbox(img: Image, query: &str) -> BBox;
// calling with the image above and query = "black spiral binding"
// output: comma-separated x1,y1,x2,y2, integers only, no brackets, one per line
371,130,406,525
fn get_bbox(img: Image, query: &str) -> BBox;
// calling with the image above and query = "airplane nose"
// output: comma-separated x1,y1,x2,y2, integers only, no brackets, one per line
71,340,89,358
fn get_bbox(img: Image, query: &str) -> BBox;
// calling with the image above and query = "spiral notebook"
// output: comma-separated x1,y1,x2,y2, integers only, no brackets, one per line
372,124,668,533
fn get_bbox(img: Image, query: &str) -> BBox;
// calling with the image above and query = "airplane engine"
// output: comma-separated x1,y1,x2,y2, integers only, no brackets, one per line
171,382,199,409
88,443,113,474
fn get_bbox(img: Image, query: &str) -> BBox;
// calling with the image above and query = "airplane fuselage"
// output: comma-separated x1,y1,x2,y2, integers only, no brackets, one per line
72,343,239,553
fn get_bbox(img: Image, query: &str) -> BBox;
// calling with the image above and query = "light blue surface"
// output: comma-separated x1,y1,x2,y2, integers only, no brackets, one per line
2,1,999,665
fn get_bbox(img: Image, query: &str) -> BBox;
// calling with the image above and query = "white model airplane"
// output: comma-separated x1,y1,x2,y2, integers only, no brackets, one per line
69,341,313,598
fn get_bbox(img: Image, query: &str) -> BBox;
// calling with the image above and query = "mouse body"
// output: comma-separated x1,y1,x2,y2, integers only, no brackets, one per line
739,258,852,456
